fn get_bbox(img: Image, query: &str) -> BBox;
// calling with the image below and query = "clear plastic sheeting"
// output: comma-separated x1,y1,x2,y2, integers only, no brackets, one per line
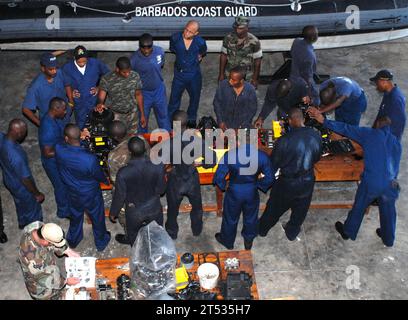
130,221,177,300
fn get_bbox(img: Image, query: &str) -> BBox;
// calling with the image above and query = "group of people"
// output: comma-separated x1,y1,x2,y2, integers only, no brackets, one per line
0,16,406,300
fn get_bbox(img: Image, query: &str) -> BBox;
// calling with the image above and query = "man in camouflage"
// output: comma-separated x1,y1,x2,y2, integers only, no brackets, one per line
96,56,146,132
219,16,263,89
19,221,80,300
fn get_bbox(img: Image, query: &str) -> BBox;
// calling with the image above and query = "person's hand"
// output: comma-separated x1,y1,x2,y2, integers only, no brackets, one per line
66,277,81,286
73,90,81,99
95,104,106,113
109,215,117,224
140,115,147,128
250,78,258,89
302,96,311,105
80,128,90,140
165,164,173,173
218,74,225,83
35,192,45,203
64,247,81,258
198,54,203,62
90,87,99,96
254,117,264,129
307,107,325,124
219,122,227,131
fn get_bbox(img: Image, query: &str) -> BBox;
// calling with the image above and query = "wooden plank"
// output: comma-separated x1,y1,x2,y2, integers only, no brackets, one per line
94,250,259,300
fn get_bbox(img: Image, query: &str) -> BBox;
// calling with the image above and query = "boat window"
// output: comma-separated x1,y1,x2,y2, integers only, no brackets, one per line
395,0,408,8
335,0,396,11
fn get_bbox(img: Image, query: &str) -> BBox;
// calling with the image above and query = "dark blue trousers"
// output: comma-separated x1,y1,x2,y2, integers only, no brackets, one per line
74,102,94,130
220,183,260,248
259,175,315,240
41,157,70,218
138,83,170,133
66,190,110,251
168,70,202,123
344,179,399,246
165,174,203,239
335,91,367,125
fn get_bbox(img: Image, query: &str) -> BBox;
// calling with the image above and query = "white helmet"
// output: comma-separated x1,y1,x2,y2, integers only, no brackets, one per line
40,223,66,248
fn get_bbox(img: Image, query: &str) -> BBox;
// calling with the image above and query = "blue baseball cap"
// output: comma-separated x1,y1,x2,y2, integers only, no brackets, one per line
40,52,57,67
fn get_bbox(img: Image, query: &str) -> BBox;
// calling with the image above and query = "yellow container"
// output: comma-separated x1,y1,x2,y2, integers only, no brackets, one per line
272,121,282,139
175,266,189,290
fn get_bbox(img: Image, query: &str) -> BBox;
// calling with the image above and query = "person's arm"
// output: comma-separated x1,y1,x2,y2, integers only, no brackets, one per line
319,95,347,113
155,164,167,196
198,38,207,61
109,171,126,221
299,58,314,87
257,152,276,193
169,34,177,54
95,87,107,113
213,84,226,130
247,86,258,127
251,58,262,89
135,89,146,128
308,108,370,145
255,83,277,128
42,145,56,159
21,177,45,203
22,84,41,127
213,154,229,191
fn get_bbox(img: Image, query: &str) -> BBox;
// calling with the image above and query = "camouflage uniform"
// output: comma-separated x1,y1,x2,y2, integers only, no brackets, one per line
99,70,143,132
107,136,151,229
221,32,263,80
18,221,67,300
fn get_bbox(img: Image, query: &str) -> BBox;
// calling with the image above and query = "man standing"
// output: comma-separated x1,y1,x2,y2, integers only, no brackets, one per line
318,77,367,125
39,97,70,219
258,108,322,240
290,26,320,105
167,20,207,128
219,16,262,89
131,34,170,133
22,52,71,127
96,57,146,132
110,137,166,246
161,111,216,240
55,124,111,251
0,132,7,243
214,66,258,130
63,45,110,129
309,108,401,247
254,78,310,128
0,119,45,229
19,221,80,300
214,132,274,250
370,70,406,141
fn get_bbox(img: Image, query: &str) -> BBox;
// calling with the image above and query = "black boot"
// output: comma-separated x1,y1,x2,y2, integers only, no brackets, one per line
335,221,350,240
115,234,131,245
215,233,233,250
0,231,7,244
244,239,253,250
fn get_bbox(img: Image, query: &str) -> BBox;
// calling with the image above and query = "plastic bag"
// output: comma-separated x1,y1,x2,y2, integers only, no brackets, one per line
130,221,177,300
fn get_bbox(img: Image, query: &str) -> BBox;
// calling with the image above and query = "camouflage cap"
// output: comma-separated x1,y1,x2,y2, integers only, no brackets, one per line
233,16,250,28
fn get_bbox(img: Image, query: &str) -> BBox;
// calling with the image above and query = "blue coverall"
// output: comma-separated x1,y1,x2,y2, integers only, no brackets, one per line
290,38,320,105
213,144,274,249
0,133,43,228
320,77,367,125
375,85,406,141
167,32,207,124
258,127,322,240
38,113,71,218
55,143,110,251
323,119,402,247
131,46,170,133
22,70,71,123
62,58,110,129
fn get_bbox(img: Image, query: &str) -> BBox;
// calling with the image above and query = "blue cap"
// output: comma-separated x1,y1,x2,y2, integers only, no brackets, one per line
40,52,57,67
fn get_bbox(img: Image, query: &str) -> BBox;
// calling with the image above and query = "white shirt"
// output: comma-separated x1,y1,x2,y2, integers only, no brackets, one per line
74,60,87,75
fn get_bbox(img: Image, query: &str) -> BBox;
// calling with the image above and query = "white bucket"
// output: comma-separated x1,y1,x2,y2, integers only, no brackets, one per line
197,263,220,290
